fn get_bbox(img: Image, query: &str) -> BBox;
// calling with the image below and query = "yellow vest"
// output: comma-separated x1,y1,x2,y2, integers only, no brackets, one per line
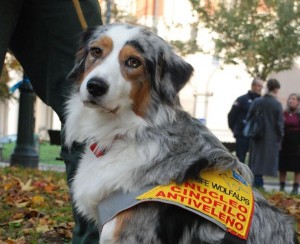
137,169,254,240
98,169,253,241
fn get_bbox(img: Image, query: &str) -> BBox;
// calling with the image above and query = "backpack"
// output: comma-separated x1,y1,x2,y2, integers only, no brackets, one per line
243,101,264,140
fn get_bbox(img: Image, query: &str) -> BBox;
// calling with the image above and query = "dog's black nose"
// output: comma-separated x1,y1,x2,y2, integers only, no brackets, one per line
87,78,109,97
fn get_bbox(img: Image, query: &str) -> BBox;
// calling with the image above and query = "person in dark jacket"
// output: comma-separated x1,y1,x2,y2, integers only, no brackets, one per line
228,77,263,163
247,79,284,189
0,1,102,243
279,93,300,194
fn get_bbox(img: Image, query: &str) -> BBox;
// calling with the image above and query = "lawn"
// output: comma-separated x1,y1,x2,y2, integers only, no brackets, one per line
0,167,300,243
1,142,63,166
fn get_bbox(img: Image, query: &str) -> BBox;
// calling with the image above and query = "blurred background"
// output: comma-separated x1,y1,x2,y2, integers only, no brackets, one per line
1,0,299,162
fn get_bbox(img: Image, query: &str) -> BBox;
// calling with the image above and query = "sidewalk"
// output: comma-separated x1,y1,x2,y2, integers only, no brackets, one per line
263,181,293,193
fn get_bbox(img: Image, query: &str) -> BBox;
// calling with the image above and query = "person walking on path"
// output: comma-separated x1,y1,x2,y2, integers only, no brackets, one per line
0,1,102,243
279,93,300,194
247,79,284,189
228,77,263,163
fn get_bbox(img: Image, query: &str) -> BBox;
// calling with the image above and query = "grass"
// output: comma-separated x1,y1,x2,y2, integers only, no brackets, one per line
1,141,63,166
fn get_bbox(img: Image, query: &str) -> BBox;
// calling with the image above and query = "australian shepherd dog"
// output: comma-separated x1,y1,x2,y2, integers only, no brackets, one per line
65,23,298,243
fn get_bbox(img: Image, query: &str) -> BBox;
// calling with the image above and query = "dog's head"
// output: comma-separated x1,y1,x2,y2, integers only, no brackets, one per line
68,23,194,118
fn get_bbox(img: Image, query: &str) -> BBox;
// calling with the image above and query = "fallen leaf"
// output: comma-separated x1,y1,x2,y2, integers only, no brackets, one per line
31,195,45,206
33,181,47,189
36,224,50,233
3,181,14,191
15,201,30,208
39,218,50,225
20,179,34,191
12,212,24,220
55,200,65,206
44,184,57,193
4,237,26,244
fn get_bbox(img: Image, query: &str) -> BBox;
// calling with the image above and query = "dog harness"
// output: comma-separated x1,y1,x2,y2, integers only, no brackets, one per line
97,169,253,244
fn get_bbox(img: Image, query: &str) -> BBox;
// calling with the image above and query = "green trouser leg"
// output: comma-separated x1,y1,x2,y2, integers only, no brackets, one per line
60,132,99,243
0,1,102,243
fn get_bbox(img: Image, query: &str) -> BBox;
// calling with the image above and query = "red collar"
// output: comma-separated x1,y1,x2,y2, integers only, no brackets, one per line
90,143,107,157
90,136,125,158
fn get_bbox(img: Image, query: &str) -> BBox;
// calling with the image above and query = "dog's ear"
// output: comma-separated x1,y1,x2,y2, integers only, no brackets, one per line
154,49,194,105
166,53,194,92
67,28,97,82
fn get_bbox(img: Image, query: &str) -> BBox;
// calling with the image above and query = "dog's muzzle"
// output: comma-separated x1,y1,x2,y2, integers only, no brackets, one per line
87,78,109,97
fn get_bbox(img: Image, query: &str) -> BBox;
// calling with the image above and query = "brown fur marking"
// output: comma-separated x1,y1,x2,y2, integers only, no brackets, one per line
119,45,150,117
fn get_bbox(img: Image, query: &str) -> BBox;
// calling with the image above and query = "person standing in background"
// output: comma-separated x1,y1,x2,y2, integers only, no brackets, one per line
279,93,300,194
247,79,284,189
0,1,102,243
228,77,263,163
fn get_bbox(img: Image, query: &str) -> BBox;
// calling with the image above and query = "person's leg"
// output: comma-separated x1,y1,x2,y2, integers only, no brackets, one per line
253,175,264,189
61,135,100,243
235,136,249,163
279,171,286,191
295,172,300,184
291,172,300,195
8,1,103,242
9,0,102,118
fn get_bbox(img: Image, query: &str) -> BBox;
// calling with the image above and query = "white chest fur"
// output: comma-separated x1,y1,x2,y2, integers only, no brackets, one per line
71,135,159,222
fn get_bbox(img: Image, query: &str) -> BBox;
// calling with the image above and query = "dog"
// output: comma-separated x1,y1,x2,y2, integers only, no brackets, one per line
65,23,298,243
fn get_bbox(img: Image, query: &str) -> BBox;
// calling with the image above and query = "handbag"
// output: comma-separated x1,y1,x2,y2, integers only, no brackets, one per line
243,103,264,140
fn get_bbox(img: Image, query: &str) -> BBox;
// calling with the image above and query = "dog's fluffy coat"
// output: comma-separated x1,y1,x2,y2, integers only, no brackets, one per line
65,23,298,243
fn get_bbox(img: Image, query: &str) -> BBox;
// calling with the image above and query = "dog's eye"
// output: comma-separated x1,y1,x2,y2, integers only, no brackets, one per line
126,58,141,68
90,47,103,58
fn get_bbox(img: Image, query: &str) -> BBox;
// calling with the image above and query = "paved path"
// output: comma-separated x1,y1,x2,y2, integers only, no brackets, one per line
263,182,293,193
0,161,65,172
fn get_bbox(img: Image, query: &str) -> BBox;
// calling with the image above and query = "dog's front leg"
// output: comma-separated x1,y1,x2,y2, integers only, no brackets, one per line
99,219,117,244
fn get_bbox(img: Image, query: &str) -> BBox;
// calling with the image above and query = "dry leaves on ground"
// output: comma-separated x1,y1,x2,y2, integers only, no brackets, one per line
1,166,300,243
0,166,73,243
266,191,300,240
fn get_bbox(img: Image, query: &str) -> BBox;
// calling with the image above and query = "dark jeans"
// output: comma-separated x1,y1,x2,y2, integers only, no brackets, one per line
0,1,102,243
235,136,250,163
253,175,264,188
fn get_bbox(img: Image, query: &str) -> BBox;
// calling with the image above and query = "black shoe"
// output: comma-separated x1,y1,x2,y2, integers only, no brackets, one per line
291,189,298,195
279,182,285,192
291,183,299,195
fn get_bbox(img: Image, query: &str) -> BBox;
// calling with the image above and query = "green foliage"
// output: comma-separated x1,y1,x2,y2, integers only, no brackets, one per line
170,40,200,56
0,62,11,101
106,2,137,24
189,0,300,80
0,53,22,100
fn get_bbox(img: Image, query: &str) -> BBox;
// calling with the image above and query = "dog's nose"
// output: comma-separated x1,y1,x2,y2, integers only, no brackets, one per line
87,78,109,97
